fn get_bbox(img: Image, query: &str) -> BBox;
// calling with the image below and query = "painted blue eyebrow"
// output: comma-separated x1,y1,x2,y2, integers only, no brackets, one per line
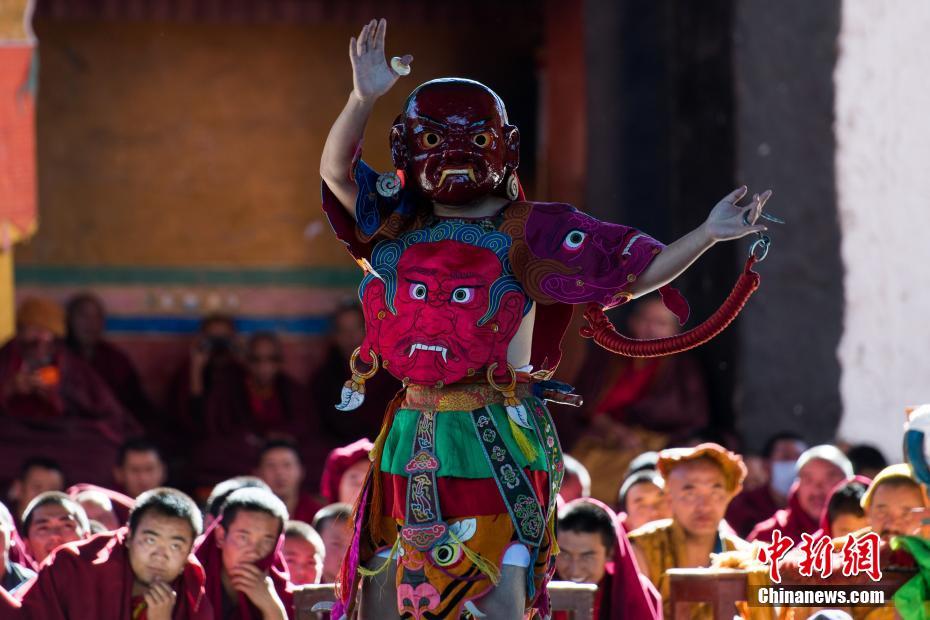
468,119,492,129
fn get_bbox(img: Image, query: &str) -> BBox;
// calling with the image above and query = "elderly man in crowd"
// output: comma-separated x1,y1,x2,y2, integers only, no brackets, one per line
628,443,752,619
750,444,853,543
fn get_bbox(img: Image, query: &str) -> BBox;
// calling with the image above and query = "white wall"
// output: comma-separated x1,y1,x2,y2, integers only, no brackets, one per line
836,1,930,463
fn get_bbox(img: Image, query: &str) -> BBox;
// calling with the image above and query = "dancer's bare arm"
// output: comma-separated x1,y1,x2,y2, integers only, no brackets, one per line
629,188,772,297
319,18,412,216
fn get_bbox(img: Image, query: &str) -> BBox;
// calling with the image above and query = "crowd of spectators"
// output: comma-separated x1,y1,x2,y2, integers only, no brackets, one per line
0,294,902,618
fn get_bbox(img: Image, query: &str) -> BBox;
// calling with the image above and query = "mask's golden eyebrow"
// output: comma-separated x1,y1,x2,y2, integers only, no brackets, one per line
414,114,448,130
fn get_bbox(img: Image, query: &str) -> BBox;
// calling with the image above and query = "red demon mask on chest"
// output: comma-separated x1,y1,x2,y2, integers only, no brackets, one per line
358,226,526,386
390,78,520,206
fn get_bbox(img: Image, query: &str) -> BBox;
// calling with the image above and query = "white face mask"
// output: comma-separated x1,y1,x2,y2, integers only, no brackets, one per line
770,460,797,497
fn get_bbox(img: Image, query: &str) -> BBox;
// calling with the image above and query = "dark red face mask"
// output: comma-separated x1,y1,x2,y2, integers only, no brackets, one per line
391,78,520,206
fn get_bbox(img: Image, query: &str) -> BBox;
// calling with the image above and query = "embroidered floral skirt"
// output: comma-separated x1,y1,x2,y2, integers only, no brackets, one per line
348,385,564,619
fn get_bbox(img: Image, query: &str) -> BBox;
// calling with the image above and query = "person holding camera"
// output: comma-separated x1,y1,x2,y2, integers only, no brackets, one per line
168,316,316,492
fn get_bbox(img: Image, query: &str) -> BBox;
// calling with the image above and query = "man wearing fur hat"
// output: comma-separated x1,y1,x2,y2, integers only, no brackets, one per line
628,443,751,618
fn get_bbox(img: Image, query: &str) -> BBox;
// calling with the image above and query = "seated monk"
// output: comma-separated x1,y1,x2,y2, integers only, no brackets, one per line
628,443,758,619
558,454,591,503
618,469,669,532
114,438,169,499
308,302,398,451
554,498,661,619
6,457,64,531
571,297,710,502
19,487,212,619
65,292,153,431
0,298,138,487
281,521,324,586
726,431,807,538
311,504,352,585
0,503,34,594
194,488,293,620
171,323,314,491
750,445,853,543
255,440,321,525
21,492,90,565
318,439,372,507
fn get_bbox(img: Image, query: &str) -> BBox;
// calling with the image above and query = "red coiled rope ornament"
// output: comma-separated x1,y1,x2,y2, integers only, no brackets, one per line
580,253,763,358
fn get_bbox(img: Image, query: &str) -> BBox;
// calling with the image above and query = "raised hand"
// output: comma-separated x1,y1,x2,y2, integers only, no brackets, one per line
143,582,177,620
703,186,772,242
229,564,286,619
349,18,413,103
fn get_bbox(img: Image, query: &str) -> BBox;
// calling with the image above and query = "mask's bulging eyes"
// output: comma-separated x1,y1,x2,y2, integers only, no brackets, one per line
562,229,587,250
472,132,492,148
409,283,428,300
451,287,475,303
420,132,442,149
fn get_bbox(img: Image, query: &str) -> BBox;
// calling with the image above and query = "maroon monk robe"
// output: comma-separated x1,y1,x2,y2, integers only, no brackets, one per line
725,483,782,539
0,340,139,490
0,587,19,620
69,339,153,430
170,360,320,491
17,528,212,619
290,494,322,526
571,342,709,450
309,345,399,451
748,481,821,544
193,520,293,620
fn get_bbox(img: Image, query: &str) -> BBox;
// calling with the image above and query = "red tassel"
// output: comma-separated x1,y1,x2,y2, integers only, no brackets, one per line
580,256,761,358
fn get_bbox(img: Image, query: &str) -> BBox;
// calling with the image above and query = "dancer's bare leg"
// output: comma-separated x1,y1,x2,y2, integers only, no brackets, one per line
465,565,527,619
358,557,401,620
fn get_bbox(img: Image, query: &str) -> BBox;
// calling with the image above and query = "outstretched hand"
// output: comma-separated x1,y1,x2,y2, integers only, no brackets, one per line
703,186,772,242
349,18,413,104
